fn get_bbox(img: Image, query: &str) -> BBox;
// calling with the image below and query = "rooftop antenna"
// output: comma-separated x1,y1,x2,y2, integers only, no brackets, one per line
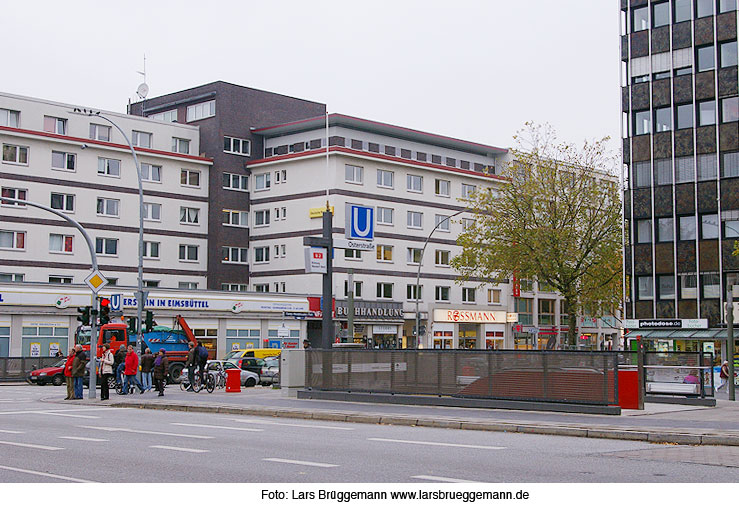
136,54,149,114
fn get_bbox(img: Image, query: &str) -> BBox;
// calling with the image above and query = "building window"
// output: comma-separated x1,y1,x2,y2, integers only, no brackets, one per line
180,169,200,187
49,276,72,284
254,284,269,293
179,207,199,224
345,249,361,260
636,219,652,243
95,237,118,256
1,187,26,207
634,110,651,135
223,172,248,191
698,154,718,179
435,214,451,232
132,130,152,148
377,169,394,188
723,152,739,178
89,124,111,141
144,280,160,288
461,184,477,199
722,97,739,123
222,247,248,264
43,116,66,135
172,138,190,154
143,202,161,221
724,211,739,237
186,100,215,122
435,249,450,266
407,174,423,192
702,273,720,298
254,172,271,191
223,209,248,227
696,0,714,17
50,192,74,212
462,287,476,303
377,245,393,262
0,230,24,249
345,164,363,184
462,218,474,230
721,41,738,68
222,283,248,292
655,107,671,133
254,209,270,227
96,197,119,217
274,206,287,221
701,214,719,239
148,109,177,123
51,151,76,171
2,144,29,165
407,284,422,301
697,45,715,72
407,247,422,264
632,6,649,31
254,246,270,263
679,215,697,240
407,210,423,229
344,280,362,298
515,297,533,325
488,289,501,304
179,244,198,261
675,66,693,76
0,272,23,282
377,282,393,299
699,100,716,126
49,234,73,254
676,104,693,130
223,136,251,156
377,206,394,225
273,244,286,259
539,299,555,325
141,163,161,182
675,157,695,183
178,282,198,290
654,159,672,185
680,273,698,299
652,2,670,27
720,0,737,13
0,108,20,127
436,286,450,302
274,170,287,184
97,157,121,177
637,276,653,300
435,179,450,197
633,161,651,187
653,71,671,81
658,275,675,300
143,241,160,259
657,217,674,242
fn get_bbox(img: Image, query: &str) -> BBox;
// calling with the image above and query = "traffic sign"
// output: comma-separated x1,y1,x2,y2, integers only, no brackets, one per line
345,205,374,240
333,238,376,251
304,247,328,274
110,293,122,312
84,270,108,293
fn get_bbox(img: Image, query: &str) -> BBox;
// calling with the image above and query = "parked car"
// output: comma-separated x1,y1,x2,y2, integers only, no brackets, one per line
224,348,281,360
260,360,280,385
227,356,266,376
27,359,66,386
205,360,259,387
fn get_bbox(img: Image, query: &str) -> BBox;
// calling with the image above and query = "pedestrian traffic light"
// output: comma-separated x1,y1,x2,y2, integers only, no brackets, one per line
99,298,111,325
127,317,137,334
144,310,154,332
76,306,91,325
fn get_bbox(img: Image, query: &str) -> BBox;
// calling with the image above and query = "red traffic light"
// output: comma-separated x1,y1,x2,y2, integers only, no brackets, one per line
100,298,110,307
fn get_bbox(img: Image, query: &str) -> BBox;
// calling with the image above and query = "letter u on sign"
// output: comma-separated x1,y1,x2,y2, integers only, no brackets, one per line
348,205,374,240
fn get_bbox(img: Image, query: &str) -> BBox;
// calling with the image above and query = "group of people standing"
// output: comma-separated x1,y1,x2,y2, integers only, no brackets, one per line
63,345,87,400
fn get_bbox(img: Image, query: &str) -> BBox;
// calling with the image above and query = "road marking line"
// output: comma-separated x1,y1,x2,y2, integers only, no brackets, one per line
150,445,209,453
0,440,64,450
59,436,108,442
77,425,214,439
263,458,339,468
0,429,24,434
230,419,354,430
367,438,505,450
171,423,263,432
0,464,95,483
412,475,477,483
34,412,100,419
0,407,120,416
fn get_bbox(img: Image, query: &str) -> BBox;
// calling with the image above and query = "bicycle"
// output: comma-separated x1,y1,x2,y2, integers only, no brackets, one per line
180,371,202,393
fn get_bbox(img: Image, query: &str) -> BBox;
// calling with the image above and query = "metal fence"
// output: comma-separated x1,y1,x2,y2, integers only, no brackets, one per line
0,357,64,382
305,349,619,405
644,351,714,398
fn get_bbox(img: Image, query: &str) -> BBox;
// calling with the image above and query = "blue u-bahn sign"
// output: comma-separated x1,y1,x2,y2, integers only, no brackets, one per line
346,205,374,240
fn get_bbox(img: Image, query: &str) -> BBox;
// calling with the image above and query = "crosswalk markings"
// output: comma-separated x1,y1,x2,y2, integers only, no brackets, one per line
367,438,505,450
263,458,339,468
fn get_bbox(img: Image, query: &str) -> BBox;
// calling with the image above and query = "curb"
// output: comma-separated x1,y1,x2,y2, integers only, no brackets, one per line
107,401,739,447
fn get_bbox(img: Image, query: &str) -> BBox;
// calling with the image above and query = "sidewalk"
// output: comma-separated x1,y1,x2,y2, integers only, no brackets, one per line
39,385,739,447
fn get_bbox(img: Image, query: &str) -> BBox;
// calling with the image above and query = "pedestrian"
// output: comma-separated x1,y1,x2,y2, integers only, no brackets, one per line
303,339,311,349
195,342,208,383
140,348,155,392
99,343,114,401
71,344,86,400
64,347,75,400
185,342,195,391
122,345,145,395
717,360,730,391
114,344,127,386
152,349,169,397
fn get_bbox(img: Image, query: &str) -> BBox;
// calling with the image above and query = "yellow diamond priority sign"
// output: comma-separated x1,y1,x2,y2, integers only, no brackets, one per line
84,270,108,293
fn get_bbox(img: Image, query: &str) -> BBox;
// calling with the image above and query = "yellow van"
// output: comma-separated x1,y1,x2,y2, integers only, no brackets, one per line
224,348,281,361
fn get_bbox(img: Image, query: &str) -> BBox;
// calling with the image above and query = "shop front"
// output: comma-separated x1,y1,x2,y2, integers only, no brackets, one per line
431,307,514,349
335,300,404,348
623,318,722,362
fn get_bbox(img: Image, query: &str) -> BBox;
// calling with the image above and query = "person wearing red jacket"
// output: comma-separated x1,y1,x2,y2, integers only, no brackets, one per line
122,345,145,395
64,348,76,400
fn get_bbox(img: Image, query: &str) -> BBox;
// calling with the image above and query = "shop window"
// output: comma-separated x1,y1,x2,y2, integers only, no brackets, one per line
21,326,69,357
226,329,260,350
485,331,504,350
432,330,453,349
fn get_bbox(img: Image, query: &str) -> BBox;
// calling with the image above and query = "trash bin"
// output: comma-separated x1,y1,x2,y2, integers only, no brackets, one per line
226,368,241,393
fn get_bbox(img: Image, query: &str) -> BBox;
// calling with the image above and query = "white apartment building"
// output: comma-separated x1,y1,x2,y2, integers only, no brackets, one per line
0,92,212,289
246,114,620,350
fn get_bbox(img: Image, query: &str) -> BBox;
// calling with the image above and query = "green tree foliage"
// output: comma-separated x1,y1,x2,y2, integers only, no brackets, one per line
452,123,622,347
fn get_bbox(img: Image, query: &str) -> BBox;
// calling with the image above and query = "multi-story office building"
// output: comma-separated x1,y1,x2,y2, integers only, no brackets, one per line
620,0,738,353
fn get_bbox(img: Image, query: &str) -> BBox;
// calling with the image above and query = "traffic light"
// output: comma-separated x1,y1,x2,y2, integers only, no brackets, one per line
99,298,111,325
144,310,154,332
127,317,137,335
76,306,91,325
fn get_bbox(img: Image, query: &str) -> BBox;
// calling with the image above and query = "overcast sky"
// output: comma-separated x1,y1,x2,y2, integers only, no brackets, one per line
4,0,621,157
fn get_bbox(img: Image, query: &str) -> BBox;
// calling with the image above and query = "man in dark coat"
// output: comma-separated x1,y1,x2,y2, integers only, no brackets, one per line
71,345,86,399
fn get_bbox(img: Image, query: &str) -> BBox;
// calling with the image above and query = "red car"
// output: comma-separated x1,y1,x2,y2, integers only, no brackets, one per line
27,359,66,386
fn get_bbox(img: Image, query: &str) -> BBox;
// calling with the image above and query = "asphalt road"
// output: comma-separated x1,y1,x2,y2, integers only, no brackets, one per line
0,387,737,483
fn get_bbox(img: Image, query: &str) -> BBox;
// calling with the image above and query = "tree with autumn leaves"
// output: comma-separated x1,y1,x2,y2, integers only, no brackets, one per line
452,124,622,348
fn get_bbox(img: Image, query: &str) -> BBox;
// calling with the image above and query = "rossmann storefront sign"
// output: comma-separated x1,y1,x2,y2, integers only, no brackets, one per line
433,309,510,323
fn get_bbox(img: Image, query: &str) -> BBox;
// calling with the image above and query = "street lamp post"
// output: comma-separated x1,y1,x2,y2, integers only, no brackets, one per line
414,210,464,348
71,108,145,354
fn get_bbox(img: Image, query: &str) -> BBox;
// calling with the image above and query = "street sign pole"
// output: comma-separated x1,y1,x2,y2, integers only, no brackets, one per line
728,284,735,401
347,270,354,344
321,209,333,390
